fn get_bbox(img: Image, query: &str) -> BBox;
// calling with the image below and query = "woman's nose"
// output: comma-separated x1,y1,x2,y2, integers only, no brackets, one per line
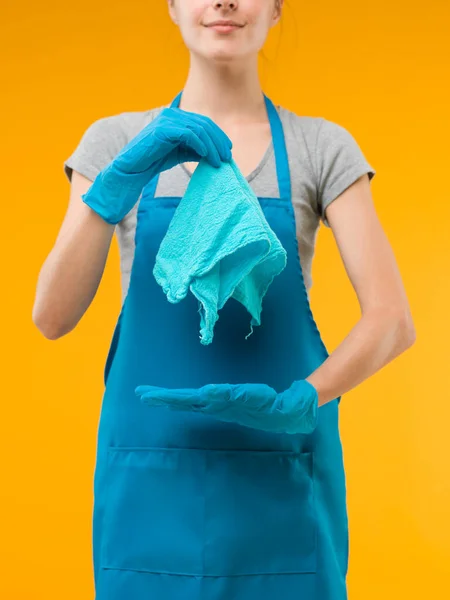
212,1,238,9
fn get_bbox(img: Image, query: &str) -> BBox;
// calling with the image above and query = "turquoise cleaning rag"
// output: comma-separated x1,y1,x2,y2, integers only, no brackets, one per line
152,157,288,345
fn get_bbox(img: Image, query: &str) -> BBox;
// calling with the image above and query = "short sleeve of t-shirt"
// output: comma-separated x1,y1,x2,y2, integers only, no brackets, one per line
314,118,376,227
63,114,127,183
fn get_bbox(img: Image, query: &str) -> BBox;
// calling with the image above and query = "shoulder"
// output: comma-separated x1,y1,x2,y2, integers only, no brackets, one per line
63,104,166,183
278,105,374,174
277,106,376,227
277,106,323,182
114,105,166,142
278,106,357,149
277,106,326,173
87,104,166,145
278,105,322,143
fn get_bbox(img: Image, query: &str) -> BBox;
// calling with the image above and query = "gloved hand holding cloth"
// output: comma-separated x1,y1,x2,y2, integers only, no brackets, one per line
80,107,233,225
135,379,319,435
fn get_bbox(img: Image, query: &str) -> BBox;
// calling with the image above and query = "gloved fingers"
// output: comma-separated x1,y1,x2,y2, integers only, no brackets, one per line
197,383,284,432
196,383,234,410
182,125,223,168
136,383,235,416
116,108,232,176
195,383,277,418
198,119,233,163
135,385,206,411
163,109,231,165
187,112,233,158
183,114,233,162
227,383,278,408
176,129,209,162
114,128,173,175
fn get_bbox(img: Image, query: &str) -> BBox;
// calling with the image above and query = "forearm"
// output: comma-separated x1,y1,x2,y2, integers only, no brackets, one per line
32,208,115,339
306,308,416,407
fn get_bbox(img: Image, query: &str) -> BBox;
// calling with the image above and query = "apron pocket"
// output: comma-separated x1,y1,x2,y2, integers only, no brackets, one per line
204,449,317,576
100,446,207,576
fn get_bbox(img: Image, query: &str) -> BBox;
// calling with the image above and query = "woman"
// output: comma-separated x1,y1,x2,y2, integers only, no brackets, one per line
33,1,416,599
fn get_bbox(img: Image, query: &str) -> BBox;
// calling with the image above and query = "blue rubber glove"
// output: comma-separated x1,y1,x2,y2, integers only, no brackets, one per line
81,107,233,225
135,379,319,435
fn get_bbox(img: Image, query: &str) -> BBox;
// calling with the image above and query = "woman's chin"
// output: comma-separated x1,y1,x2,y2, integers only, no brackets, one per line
201,46,248,63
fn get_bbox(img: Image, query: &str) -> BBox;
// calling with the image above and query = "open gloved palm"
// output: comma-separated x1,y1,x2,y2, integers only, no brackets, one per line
135,379,319,435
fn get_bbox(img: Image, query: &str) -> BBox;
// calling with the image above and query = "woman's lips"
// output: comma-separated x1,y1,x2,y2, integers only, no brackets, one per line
207,24,243,34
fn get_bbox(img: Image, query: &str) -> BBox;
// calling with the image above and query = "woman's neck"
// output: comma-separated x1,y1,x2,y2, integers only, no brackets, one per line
178,54,267,125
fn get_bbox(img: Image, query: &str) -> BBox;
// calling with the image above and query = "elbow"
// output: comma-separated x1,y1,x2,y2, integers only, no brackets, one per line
391,308,417,351
399,310,416,348
32,313,63,340
32,304,71,340
404,320,417,348
366,305,417,352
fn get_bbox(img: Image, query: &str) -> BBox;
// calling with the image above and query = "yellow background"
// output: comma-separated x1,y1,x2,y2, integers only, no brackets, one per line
2,0,449,597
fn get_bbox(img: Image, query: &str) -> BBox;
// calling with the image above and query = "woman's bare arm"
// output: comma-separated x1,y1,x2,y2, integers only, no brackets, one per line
32,170,116,340
305,174,416,406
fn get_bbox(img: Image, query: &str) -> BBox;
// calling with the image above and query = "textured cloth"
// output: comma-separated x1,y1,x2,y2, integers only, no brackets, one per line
63,105,376,302
153,157,287,345
135,379,319,435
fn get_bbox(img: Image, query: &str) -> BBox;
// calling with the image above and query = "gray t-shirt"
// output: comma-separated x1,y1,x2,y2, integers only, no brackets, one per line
64,103,376,303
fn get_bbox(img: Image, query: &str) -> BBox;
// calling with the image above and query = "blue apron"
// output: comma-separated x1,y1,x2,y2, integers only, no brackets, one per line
93,93,349,600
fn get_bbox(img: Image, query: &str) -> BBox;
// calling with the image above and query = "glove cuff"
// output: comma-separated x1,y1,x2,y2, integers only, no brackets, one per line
282,379,319,435
81,164,146,225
